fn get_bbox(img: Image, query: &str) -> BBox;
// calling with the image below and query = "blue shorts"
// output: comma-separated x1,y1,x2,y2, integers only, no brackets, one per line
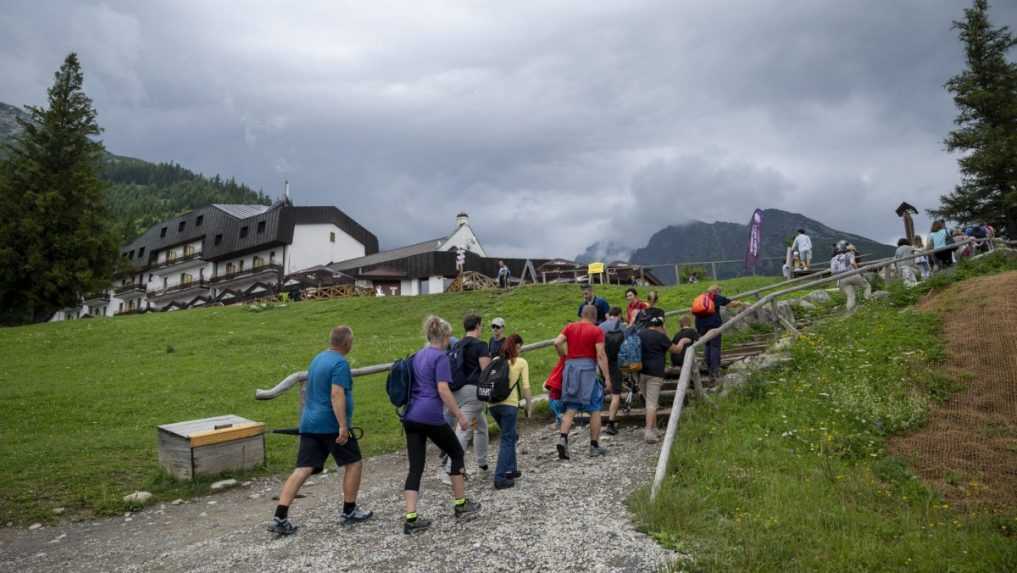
551,384,604,415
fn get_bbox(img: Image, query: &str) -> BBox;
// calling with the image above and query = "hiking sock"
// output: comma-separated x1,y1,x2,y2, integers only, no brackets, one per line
405,512,417,523
559,432,568,442
454,498,466,507
274,505,289,520
342,502,356,515
591,440,599,448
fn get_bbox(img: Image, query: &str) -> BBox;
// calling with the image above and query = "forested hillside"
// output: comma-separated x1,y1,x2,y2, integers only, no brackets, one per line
1,101,270,243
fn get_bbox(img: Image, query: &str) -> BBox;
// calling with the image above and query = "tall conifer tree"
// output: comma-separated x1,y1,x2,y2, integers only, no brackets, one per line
936,0,1017,235
0,53,119,324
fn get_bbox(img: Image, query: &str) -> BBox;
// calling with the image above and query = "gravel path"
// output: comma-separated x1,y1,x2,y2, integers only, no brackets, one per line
0,421,676,572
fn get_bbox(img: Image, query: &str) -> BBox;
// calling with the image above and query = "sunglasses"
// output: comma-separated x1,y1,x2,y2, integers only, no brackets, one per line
491,325,503,329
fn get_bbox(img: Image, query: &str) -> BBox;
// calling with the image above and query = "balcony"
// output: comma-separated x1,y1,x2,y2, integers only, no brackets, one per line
114,283,147,298
147,280,210,304
154,251,204,270
83,292,111,306
209,264,283,285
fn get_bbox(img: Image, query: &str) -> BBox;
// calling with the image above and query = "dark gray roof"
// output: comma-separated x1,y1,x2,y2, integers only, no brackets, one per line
330,236,446,272
119,202,378,269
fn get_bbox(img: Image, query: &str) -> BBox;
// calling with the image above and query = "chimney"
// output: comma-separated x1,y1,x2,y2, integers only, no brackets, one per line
456,212,469,227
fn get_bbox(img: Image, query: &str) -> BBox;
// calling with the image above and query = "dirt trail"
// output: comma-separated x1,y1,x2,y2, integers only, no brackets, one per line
890,270,1017,510
0,421,675,572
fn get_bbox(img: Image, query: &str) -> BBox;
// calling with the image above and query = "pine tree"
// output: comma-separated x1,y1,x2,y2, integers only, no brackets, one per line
935,0,1017,235
0,53,119,324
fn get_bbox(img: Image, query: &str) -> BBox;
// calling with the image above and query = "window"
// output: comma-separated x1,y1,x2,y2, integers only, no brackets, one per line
148,274,153,283
180,273,193,286
184,244,195,257
253,256,265,269
138,247,145,259
329,231,336,243
214,233,223,246
128,250,135,260
269,251,276,264
238,260,245,271
196,215,204,227
178,221,186,233
257,221,266,234
240,226,249,239
160,227,167,238
225,262,235,275
119,302,124,313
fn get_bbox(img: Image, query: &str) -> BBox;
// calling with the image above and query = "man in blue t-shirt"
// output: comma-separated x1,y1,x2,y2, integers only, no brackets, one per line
578,285,610,324
268,325,373,536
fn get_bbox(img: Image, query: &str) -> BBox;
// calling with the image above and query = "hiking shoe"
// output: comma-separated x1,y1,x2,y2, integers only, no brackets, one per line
589,444,608,457
403,517,432,535
604,422,619,436
494,479,515,490
340,507,373,526
556,437,570,460
454,499,481,519
644,430,659,444
508,470,523,479
438,468,452,486
267,517,298,536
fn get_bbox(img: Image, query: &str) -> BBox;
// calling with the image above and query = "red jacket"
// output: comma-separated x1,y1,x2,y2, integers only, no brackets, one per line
544,356,566,400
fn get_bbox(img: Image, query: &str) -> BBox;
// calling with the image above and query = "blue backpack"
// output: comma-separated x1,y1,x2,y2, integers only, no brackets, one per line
618,330,642,372
446,340,469,391
386,353,416,417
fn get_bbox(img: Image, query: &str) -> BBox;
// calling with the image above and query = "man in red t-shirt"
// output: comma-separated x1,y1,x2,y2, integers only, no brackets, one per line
551,304,611,459
624,288,650,327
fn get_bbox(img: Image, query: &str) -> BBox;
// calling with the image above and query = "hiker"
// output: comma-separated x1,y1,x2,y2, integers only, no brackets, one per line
552,304,611,459
913,235,932,279
633,290,663,329
895,238,919,288
954,227,974,259
600,307,626,436
402,315,481,534
578,284,610,324
928,220,952,269
488,317,507,356
624,288,649,327
670,315,700,370
639,314,697,443
268,326,372,536
544,355,566,427
489,334,532,490
692,285,740,381
792,229,813,270
831,240,871,312
496,260,511,289
443,314,491,479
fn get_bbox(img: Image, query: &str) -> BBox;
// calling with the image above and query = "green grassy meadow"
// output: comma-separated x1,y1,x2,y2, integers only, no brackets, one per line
0,277,777,524
631,254,1017,572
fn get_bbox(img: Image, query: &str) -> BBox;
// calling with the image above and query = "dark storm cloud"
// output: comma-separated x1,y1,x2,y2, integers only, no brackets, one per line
2,1,1015,256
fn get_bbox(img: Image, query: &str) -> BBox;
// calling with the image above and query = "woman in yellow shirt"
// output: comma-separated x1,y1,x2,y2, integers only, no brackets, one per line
489,334,532,490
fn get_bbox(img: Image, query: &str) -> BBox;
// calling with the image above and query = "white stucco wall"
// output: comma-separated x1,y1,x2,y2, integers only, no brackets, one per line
428,276,446,295
440,225,486,257
286,224,366,274
400,279,420,296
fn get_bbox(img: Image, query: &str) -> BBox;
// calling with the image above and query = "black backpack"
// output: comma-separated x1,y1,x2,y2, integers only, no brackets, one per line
476,356,515,403
604,329,624,363
446,340,469,391
385,353,416,418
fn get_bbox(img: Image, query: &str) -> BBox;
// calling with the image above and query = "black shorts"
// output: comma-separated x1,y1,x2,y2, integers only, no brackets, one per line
607,362,623,395
296,433,362,473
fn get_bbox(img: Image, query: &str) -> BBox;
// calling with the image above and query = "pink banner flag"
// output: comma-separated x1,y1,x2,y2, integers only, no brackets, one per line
745,209,763,269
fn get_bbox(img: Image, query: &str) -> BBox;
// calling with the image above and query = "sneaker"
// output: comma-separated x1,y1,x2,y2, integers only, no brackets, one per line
494,479,515,490
454,499,482,519
403,517,432,535
556,437,570,460
267,517,298,536
438,468,452,486
508,470,523,479
340,507,373,526
589,444,608,457
604,422,619,436
644,430,659,444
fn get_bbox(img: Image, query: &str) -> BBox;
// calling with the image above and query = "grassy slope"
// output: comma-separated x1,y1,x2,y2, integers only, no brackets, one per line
0,277,776,524
632,253,1017,572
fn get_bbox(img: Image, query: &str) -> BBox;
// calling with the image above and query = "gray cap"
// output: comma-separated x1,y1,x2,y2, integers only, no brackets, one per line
491,317,506,328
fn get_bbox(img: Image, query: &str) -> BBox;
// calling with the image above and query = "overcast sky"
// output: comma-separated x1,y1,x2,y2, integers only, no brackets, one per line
2,1,1014,257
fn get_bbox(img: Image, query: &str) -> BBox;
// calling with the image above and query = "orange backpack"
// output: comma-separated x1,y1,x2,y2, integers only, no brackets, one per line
691,292,716,317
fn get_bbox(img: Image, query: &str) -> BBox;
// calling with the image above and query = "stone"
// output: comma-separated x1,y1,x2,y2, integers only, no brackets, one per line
51,507,65,515
123,491,153,505
170,499,184,505
49,534,66,544
241,481,253,487
796,299,816,310
870,290,890,300
28,523,43,530
804,290,832,304
248,494,262,500
207,501,217,505
210,479,238,492
199,512,208,517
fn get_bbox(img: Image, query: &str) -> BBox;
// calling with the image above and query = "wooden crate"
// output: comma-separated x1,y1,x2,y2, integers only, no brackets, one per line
157,415,266,480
